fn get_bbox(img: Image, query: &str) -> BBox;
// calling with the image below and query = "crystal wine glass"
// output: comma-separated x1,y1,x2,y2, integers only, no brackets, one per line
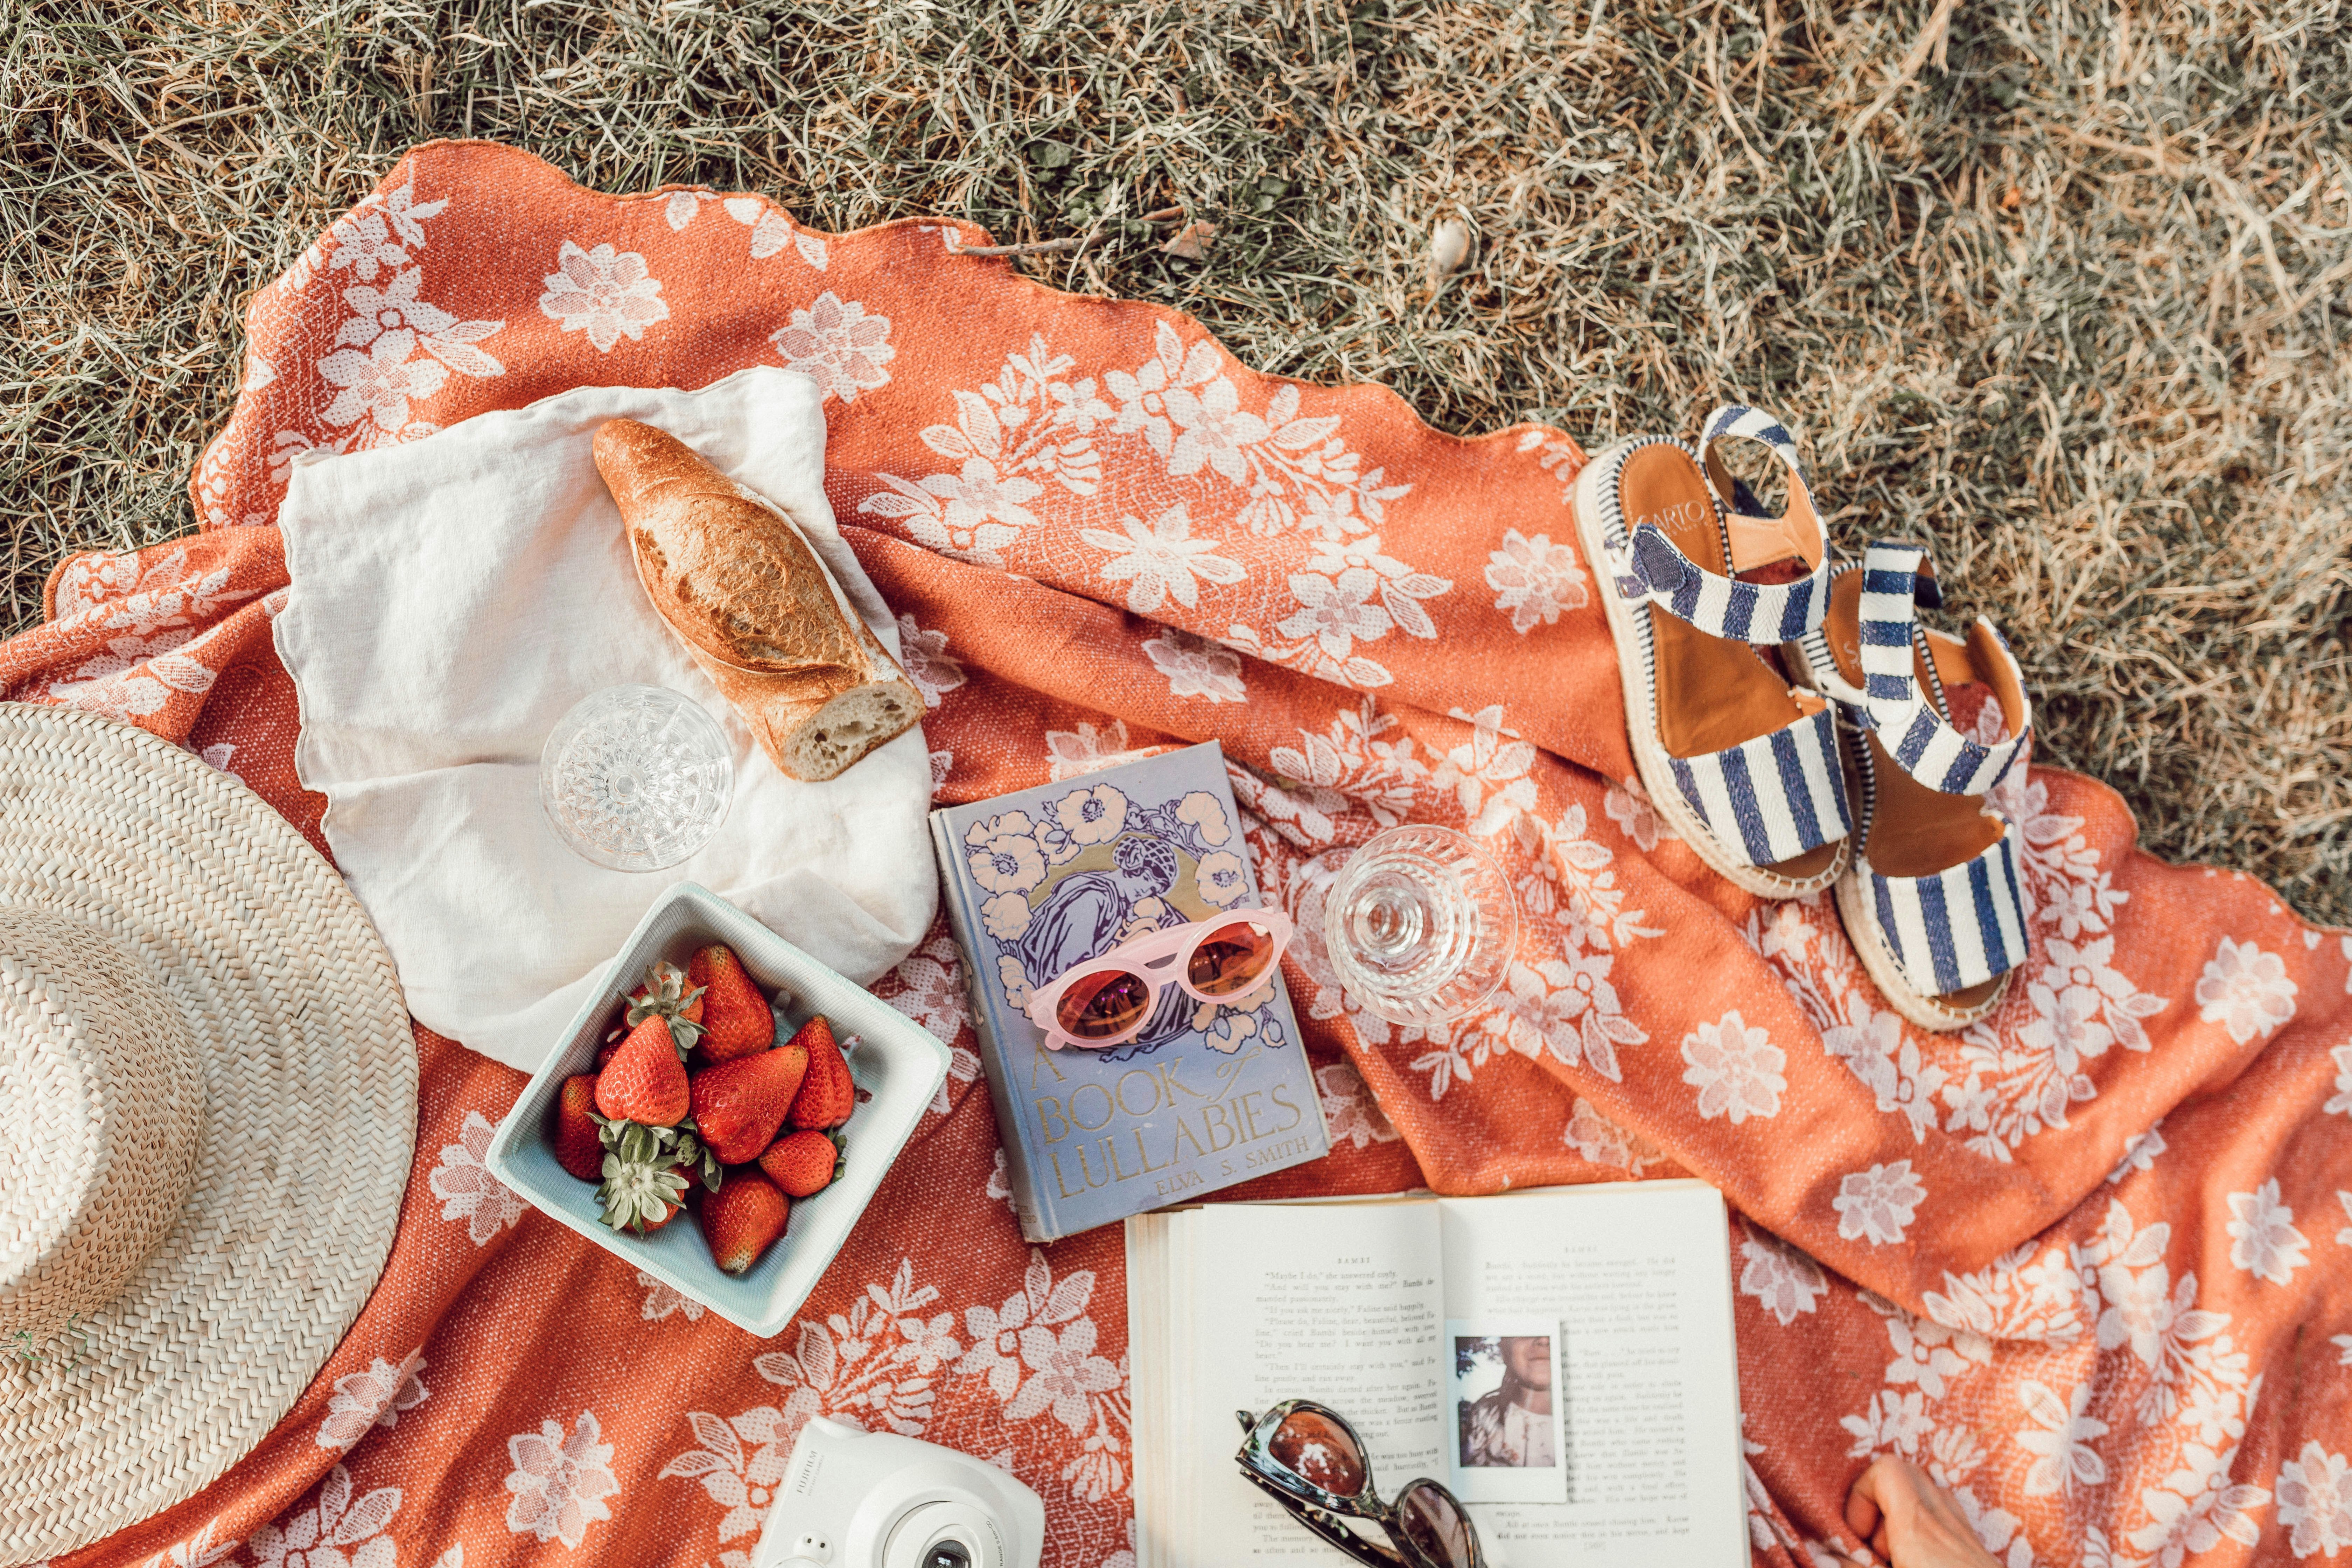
539,685,734,872
1312,825,1518,1027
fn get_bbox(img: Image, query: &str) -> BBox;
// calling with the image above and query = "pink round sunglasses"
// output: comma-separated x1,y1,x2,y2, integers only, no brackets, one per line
1024,908,1294,1050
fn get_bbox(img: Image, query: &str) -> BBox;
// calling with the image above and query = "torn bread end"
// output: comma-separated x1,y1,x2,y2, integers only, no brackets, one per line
784,678,924,781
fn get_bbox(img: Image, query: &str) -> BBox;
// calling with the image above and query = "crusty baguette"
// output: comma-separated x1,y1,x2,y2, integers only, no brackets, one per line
592,418,922,782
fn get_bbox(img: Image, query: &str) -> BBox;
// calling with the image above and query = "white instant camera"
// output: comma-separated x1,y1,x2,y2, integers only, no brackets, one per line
752,1418,1046,1568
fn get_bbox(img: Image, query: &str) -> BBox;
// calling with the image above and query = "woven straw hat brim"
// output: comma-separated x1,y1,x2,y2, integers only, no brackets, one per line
0,704,417,1563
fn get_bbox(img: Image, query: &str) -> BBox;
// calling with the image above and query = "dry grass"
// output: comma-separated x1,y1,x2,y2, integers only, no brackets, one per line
3,0,2348,916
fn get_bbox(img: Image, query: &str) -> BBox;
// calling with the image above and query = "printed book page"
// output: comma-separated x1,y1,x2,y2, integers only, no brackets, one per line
1438,1183,1746,1566
1173,1201,1451,1564
1130,1183,1744,1568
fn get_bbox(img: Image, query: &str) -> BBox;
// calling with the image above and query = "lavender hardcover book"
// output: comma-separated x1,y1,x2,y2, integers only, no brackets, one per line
929,741,1330,1241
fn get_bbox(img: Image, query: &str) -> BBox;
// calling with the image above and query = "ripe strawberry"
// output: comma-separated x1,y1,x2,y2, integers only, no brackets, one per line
628,970,703,1026
689,944,775,1062
626,960,707,1056
596,1147,688,1234
688,1040,810,1164
594,1119,718,1233
700,1169,790,1274
757,1128,846,1198
551,1074,606,1181
595,1016,691,1127
785,1015,855,1130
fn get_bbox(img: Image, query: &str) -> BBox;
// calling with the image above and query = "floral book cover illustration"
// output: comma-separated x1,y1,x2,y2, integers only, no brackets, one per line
930,740,1330,1241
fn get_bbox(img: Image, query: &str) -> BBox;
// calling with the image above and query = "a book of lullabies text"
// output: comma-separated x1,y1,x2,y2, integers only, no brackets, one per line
930,741,1330,1242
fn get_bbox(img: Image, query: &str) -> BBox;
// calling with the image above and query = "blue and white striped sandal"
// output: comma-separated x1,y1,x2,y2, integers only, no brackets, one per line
1570,405,1851,898
1786,544,2034,1030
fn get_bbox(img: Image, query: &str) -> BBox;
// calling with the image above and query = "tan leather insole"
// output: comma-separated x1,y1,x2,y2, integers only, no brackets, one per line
1619,444,1838,881
1820,573,2003,1006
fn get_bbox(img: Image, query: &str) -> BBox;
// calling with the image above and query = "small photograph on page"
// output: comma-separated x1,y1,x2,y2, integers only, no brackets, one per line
1444,1317,1569,1504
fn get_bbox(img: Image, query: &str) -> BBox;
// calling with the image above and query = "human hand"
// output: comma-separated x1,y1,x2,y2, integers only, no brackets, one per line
1839,1457,1999,1568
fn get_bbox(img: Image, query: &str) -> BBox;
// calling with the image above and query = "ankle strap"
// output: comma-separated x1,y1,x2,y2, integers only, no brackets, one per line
1613,407,1834,643
1856,543,2031,795
1701,405,1820,538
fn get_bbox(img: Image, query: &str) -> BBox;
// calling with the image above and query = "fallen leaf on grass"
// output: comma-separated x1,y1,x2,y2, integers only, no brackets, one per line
1161,220,1218,261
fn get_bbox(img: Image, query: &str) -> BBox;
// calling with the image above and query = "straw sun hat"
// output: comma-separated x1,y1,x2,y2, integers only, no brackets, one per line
0,705,417,1562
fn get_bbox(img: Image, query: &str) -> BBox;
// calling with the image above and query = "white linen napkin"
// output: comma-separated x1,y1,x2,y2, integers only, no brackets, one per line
273,366,937,1072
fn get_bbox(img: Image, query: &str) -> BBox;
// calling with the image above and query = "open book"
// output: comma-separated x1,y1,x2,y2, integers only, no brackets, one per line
1127,1183,1747,1567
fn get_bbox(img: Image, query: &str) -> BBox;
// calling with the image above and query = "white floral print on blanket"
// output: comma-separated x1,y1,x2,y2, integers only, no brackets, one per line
1681,1010,1786,1126
2126,1441,2269,1564
2196,935,2298,1044
723,195,828,269
318,332,451,436
136,1517,240,1568
428,1111,526,1246
248,1464,402,1568
332,270,504,380
316,1350,429,1451
1564,1095,1666,1177
1484,527,1587,633
857,320,1436,688
260,179,508,474
2276,1440,2352,1559
894,614,967,709
1834,1162,1926,1245
639,1270,706,1323
771,294,893,404
1085,503,1247,615
2014,1379,2108,1497
1836,1186,2274,1568
38,544,266,725
2224,1177,2309,1285
1045,718,1151,781
660,1408,798,1542
538,240,670,353
1317,1062,1400,1149
872,929,981,1115
1141,627,1248,703
1603,774,1676,849
504,1409,621,1549
1738,1225,1827,1326
662,1252,1133,1554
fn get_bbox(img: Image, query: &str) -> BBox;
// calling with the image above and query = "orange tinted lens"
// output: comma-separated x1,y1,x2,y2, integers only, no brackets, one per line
1267,1409,1367,1496
1397,1481,1475,1568
1186,919,1278,997
1054,968,1153,1041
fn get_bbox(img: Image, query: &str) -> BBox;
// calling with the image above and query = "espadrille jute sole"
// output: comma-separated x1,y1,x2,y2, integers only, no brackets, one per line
1571,443,1847,899
1782,638,2012,1034
1832,856,2010,1030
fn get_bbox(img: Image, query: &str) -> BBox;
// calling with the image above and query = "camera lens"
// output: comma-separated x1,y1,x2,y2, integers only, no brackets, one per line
923,1547,971,1568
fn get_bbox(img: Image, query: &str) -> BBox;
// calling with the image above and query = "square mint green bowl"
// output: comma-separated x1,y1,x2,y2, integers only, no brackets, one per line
484,882,950,1338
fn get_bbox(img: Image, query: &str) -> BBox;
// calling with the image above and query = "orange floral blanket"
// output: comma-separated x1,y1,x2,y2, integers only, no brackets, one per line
8,141,2348,1568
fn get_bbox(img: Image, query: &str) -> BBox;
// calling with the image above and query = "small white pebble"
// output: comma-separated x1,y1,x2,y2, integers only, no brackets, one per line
1429,217,1472,278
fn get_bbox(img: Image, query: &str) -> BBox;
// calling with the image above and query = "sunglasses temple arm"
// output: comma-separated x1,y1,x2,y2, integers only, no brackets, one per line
1283,1497,1408,1568
1242,1457,1402,1568
1238,1466,1406,1568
